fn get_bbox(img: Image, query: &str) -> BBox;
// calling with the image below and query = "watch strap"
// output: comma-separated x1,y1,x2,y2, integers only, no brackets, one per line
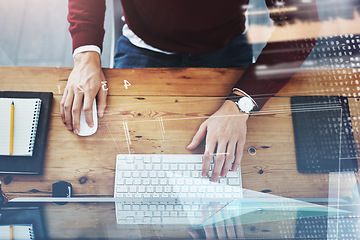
226,93,255,114
225,93,243,102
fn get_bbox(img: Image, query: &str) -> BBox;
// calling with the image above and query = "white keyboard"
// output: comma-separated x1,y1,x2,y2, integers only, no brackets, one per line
114,154,243,225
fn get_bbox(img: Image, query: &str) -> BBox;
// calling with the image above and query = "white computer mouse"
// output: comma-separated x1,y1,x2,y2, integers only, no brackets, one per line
78,99,98,136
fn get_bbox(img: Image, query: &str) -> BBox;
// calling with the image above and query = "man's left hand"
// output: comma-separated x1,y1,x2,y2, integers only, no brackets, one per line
187,100,248,181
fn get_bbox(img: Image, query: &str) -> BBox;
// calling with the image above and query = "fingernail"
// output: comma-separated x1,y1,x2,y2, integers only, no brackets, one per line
211,177,217,182
89,123,94,128
67,125,72,131
98,110,104,118
74,129,79,135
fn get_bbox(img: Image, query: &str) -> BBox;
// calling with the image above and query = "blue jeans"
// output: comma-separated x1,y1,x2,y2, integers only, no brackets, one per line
113,34,253,68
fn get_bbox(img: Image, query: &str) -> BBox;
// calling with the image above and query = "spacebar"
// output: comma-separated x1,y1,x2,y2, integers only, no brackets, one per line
162,217,190,224
162,154,203,163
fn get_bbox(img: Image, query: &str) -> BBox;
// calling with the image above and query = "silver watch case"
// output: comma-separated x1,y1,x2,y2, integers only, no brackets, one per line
236,96,255,114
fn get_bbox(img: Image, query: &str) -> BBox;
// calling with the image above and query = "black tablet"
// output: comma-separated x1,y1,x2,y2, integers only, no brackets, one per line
291,96,358,173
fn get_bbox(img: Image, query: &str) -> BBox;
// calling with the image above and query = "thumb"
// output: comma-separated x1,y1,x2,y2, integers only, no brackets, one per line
187,122,207,150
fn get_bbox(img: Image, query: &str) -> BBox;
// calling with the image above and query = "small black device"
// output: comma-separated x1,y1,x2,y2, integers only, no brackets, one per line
291,96,358,173
52,181,72,205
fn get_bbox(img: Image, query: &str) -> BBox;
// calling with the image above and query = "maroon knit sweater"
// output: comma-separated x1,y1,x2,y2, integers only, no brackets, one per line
68,0,319,109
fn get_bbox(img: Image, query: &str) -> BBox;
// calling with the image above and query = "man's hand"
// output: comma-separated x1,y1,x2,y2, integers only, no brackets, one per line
187,100,248,182
60,52,107,134
60,51,107,135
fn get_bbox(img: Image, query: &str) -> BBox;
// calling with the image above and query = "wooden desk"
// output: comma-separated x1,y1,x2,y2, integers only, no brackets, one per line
0,66,359,238
0,66,359,198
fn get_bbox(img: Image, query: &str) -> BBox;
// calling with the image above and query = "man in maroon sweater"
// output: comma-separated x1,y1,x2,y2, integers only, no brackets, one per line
62,0,319,181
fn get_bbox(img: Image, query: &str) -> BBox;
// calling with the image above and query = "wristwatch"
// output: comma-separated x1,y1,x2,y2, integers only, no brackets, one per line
226,93,255,114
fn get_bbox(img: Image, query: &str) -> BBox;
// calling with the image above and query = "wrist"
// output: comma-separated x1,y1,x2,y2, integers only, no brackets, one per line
74,51,101,68
224,100,250,119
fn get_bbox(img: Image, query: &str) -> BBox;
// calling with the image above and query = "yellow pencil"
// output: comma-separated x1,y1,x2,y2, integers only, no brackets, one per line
9,225,14,240
9,101,14,155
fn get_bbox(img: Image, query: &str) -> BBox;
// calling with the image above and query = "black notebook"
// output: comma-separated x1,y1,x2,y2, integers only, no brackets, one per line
291,96,358,173
0,91,53,174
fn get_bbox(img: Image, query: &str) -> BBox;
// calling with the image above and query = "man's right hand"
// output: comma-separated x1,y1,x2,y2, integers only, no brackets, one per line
60,51,108,135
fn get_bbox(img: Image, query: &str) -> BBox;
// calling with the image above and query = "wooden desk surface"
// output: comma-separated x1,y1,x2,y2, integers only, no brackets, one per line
1,66,360,239
0,66,359,200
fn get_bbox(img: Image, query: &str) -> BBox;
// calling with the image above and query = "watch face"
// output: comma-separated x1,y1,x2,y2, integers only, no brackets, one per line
238,97,254,113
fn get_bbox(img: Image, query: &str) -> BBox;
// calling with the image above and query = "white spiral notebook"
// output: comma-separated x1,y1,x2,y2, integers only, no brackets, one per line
0,98,42,156
0,224,34,240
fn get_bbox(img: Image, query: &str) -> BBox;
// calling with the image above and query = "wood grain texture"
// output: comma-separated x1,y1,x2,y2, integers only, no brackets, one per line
0,66,359,199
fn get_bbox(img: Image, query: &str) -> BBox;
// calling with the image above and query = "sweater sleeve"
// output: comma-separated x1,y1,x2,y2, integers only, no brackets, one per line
233,0,320,110
68,0,106,53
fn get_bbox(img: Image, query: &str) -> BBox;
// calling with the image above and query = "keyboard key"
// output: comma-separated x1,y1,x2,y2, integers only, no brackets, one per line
166,205,174,211
132,171,140,178
228,178,240,186
162,164,170,170
152,217,161,224
181,186,189,192
187,164,195,170
179,164,187,171
158,171,166,178
179,211,187,217
129,186,137,193
116,178,124,185
118,164,134,170
195,164,202,170
135,185,144,192
159,179,167,185
227,171,240,178
144,156,151,163
137,164,144,170
192,171,200,178
151,156,161,163
142,179,150,185
164,186,172,193
123,172,131,178
117,186,128,193
134,178,141,185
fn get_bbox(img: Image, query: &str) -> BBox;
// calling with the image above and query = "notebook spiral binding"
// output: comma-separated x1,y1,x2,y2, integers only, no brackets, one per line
29,226,35,240
28,100,42,153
